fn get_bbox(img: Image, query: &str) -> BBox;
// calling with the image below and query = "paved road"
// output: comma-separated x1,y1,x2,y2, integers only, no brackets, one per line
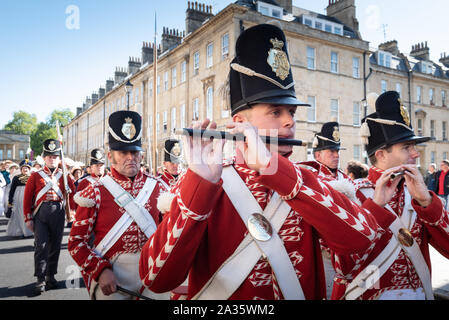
1,216,448,300
0,217,89,300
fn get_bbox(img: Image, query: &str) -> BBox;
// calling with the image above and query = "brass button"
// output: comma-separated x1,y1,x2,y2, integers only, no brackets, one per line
247,213,273,242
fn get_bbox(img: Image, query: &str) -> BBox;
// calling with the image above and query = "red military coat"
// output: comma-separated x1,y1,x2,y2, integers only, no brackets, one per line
23,166,76,223
159,169,178,189
139,154,395,300
331,167,449,300
68,167,167,292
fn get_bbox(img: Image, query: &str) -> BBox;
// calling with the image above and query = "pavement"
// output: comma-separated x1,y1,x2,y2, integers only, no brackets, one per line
0,216,448,300
0,217,89,300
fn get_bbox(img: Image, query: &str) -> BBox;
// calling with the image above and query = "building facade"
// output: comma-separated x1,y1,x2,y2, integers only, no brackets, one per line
0,130,30,163
63,0,449,172
367,40,449,168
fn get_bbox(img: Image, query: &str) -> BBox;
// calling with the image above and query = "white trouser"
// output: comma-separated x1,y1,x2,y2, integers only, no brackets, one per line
93,253,170,300
378,288,425,300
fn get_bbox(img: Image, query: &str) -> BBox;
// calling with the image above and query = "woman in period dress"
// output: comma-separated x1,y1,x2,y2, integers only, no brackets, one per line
6,160,33,237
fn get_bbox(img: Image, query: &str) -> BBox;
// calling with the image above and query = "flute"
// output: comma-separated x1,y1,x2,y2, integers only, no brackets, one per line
175,128,307,146
390,170,409,180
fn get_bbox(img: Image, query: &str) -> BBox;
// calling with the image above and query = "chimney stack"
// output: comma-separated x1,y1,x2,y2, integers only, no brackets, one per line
379,40,399,56
185,1,214,34
76,107,83,116
91,92,99,105
410,42,430,61
114,67,128,84
128,57,142,75
276,0,292,14
98,87,105,98
161,27,184,52
105,79,114,93
326,0,359,36
439,52,449,68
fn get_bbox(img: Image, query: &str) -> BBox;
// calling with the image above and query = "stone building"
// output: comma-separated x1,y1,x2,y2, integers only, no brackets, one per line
63,0,449,172
367,40,449,167
0,130,30,163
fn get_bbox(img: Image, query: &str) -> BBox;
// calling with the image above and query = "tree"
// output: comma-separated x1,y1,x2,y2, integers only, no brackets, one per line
47,108,74,128
3,111,38,135
30,122,56,155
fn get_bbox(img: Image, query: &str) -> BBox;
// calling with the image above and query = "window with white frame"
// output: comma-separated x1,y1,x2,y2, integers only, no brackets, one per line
307,96,316,122
430,120,435,138
19,149,24,160
417,86,422,104
156,113,160,132
431,151,436,164
378,51,391,68
157,76,160,94
193,98,199,120
330,99,339,121
7,150,11,159
164,71,169,91
429,88,435,105
443,121,447,141
149,80,153,97
302,15,343,36
171,107,177,133
381,80,387,93
181,61,187,83
257,1,282,19
163,111,168,132
417,118,423,136
180,104,186,128
172,67,177,88
421,61,433,74
222,33,229,59
307,47,315,70
193,51,200,75
331,51,338,73
353,102,361,126
352,57,360,78
353,145,361,161
444,152,448,160
396,83,402,97
442,90,447,107
206,43,213,68
0,150,3,160
206,87,213,120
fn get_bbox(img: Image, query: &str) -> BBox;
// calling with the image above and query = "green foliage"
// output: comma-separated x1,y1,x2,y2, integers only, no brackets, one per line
4,111,38,135
30,122,56,155
3,108,74,158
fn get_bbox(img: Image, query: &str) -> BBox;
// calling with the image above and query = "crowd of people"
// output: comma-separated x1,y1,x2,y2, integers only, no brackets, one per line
1,23,449,301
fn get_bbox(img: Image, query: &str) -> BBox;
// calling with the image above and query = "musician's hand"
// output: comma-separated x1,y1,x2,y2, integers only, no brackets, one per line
98,268,117,296
25,221,34,232
402,164,432,207
226,122,271,172
182,119,225,184
372,166,403,208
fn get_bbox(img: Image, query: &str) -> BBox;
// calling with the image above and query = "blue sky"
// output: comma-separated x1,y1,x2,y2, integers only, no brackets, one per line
0,0,447,129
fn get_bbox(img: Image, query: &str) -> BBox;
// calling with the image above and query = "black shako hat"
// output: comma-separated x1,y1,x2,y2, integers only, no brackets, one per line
229,24,309,116
108,111,142,151
42,139,61,157
361,91,431,156
90,148,105,165
164,139,181,163
313,122,343,152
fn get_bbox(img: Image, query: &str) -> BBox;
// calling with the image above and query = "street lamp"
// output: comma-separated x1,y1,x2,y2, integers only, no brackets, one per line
125,79,133,110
